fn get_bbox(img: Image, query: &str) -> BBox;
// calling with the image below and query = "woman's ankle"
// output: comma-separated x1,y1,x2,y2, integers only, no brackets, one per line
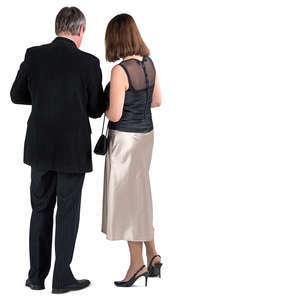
146,250,157,259
130,261,145,269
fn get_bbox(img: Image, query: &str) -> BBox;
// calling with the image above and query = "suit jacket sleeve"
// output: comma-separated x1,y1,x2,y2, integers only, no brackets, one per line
10,49,32,105
87,58,105,118
103,82,110,109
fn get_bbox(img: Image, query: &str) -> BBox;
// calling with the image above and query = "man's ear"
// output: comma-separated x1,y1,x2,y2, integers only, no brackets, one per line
79,24,85,36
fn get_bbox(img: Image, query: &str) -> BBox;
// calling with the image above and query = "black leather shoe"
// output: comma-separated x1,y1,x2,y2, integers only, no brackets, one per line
52,279,90,294
25,278,45,290
114,265,149,287
148,255,163,278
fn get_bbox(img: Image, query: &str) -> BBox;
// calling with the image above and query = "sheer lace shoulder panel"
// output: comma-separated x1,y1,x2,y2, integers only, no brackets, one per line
119,57,155,91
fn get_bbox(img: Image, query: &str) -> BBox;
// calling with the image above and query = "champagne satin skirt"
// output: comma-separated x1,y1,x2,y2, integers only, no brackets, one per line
102,129,154,241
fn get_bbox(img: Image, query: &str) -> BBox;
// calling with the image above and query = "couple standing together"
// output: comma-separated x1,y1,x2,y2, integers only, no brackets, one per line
10,7,162,293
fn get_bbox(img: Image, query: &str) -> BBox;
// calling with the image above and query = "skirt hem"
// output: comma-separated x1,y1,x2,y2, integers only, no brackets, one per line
102,230,154,242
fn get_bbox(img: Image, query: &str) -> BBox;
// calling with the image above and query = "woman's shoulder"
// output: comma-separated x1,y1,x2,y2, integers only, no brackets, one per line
145,55,153,61
111,64,127,77
144,56,155,71
110,64,129,88
145,55,154,63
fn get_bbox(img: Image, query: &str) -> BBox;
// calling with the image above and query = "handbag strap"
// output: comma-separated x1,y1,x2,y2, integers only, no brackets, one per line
101,115,108,136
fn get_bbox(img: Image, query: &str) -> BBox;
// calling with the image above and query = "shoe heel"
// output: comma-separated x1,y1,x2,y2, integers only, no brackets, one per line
148,255,163,278
157,264,162,278
154,263,162,278
145,274,148,287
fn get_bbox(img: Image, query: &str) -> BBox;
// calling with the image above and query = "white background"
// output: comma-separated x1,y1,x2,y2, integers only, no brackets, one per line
0,0,299,299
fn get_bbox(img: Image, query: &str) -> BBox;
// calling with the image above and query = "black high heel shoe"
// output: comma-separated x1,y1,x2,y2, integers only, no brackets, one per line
148,255,163,278
114,265,149,287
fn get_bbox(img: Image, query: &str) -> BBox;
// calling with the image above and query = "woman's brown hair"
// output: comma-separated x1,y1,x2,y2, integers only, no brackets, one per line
105,14,150,62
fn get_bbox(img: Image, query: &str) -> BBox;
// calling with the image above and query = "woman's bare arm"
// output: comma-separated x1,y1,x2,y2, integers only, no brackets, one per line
105,65,128,122
151,74,162,107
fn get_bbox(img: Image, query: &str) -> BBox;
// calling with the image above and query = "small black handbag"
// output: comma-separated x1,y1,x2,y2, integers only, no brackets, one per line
94,115,108,155
94,82,110,155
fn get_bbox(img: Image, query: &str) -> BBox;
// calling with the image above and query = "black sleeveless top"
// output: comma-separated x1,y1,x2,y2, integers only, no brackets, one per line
108,56,156,133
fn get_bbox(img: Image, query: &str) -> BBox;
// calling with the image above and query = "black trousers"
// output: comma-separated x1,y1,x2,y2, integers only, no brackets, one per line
28,168,85,288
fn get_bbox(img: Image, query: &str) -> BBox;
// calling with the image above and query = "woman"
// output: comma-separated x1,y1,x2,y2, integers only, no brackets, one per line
102,14,163,287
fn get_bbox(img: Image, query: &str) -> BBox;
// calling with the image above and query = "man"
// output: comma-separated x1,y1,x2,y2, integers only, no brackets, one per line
10,7,105,294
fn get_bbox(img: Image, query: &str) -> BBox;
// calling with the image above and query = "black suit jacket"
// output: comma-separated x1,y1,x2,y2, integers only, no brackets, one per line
10,37,105,173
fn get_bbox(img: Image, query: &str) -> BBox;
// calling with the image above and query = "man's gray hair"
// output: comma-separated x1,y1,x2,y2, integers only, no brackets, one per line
55,7,86,35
